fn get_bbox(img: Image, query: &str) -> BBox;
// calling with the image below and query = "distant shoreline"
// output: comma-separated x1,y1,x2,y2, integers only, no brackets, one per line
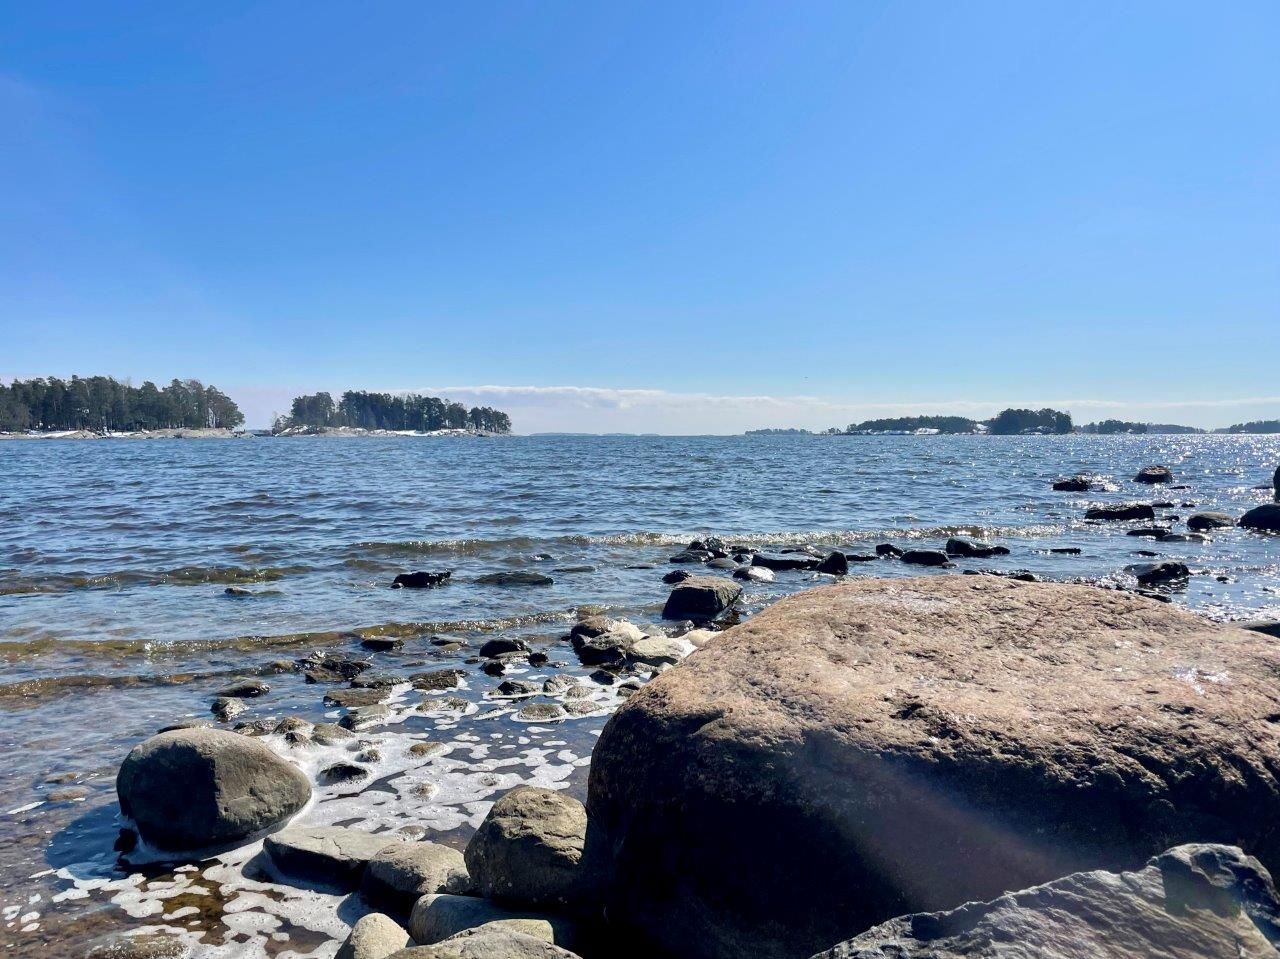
0,426,504,441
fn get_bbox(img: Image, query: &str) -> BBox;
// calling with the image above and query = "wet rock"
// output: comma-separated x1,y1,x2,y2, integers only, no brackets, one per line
542,675,578,695
751,553,820,571
1242,620,1280,639
1125,526,1170,538
553,565,595,574
1126,561,1191,585
301,652,372,683
361,841,472,914
85,934,188,959
46,786,88,802
1134,464,1174,484
393,928,582,958
811,844,1280,959
211,697,245,721
475,572,554,587
733,565,774,582
217,678,270,698
406,896,582,951
572,632,634,667
224,585,255,597
431,635,468,647
706,557,739,570
351,671,407,689
589,576,1280,959
518,703,566,722
1048,547,1082,554
409,740,445,757
392,571,451,589
318,761,370,786
816,551,849,575
362,637,404,652
944,538,1010,558
1085,503,1156,521
568,616,615,639
527,651,549,667
479,638,528,658
1241,503,1280,532
662,575,743,621
900,549,950,567
325,687,389,708
875,543,903,558
117,728,310,851
496,679,539,697
844,552,878,563
312,722,355,744
628,637,688,667
662,568,693,584
157,718,214,734
1159,532,1208,543
233,718,274,736
1188,511,1235,530
339,705,391,731
336,912,412,959
1052,475,1093,492
669,550,712,564
465,786,597,910
1135,549,1159,557
265,825,402,889
481,660,506,677
412,669,466,691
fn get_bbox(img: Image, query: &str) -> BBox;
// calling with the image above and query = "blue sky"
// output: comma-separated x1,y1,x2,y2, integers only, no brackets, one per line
2,1,1277,431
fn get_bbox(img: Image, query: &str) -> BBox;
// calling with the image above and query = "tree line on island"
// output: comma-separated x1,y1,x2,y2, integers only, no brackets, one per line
750,409,1280,436
275,390,512,434
0,376,244,432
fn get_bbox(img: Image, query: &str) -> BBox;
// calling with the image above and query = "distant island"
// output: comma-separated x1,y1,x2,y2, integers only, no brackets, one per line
745,428,812,436
1224,420,1280,434
275,390,512,435
0,375,243,432
748,408,1279,436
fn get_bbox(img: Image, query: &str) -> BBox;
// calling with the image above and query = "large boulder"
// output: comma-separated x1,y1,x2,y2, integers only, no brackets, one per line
116,728,310,851
661,576,741,621
810,844,1280,959
1241,503,1280,532
362,842,472,914
1134,464,1174,484
464,786,596,910
588,577,1280,959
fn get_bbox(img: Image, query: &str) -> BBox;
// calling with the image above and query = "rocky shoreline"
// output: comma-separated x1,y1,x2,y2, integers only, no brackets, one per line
26,459,1280,958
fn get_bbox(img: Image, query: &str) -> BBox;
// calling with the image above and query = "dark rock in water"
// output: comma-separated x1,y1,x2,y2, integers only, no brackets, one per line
553,565,595,573
318,762,369,786
1126,561,1191,585
569,616,617,639
480,638,529,658
527,651,549,667
361,636,404,652
1151,500,1175,508
1241,503,1280,532
1134,464,1174,484
1048,547,1082,554
588,669,616,685
751,553,820,571
875,543,903,558
1051,475,1093,492
624,563,657,570
518,702,567,722
589,577,1280,959
662,569,693,585
1135,549,1159,557
216,677,269,698
706,557,738,570
117,728,310,851
1125,526,1170,538
1275,463,1280,500
476,571,554,587
412,669,465,691
573,634,633,667
844,552,878,563
211,697,245,721
481,660,506,677
350,670,406,688
497,680,539,698
810,844,1280,959
661,576,743,621
944,538,1009,558
464,786,598,911
264,825,402,890
339,705,391,731
669,550,712,564
900,549,950,567
733,565,774,582
301,652,371,683
392,570,452,589
1159,532,1208,543
361,841,472,914
224,585,256,597
1085,503,1156,521
816,551,849,576
1242,620,1280,639
1188,511,1235,530
965,569,1039,582
431,635,468,647
324,687,388,708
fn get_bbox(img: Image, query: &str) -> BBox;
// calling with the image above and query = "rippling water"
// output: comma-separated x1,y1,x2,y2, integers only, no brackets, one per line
1,434,1277,956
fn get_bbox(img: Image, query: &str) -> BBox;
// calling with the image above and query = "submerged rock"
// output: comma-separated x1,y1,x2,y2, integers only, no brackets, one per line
264,825,402,890
476,571,554,587
875,543,903,558
661,575,742,621
588,577,1280,959
1134,464,1174,484
662,568,693,584
117,728,310,851
1085,503,1156,521
479,638,528,658
733,565,774,582
1187,511,1235,530
943,538,1009,558
336,913,412,959
1241,503,1280,532
464,786,596,910
392,570,452,589
216,678,270,698
816,551,849,575
752,553,820,571
900,549,950,566
810,844,1280,959
1126,561,1191,585
1051,475,1093,492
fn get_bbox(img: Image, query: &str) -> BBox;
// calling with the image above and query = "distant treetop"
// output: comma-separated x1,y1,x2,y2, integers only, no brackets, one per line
1222,420,1280,434
277,390,512,434
0,376,243,432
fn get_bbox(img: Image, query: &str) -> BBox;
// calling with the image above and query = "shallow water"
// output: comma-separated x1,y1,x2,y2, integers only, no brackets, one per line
1,434,1277,956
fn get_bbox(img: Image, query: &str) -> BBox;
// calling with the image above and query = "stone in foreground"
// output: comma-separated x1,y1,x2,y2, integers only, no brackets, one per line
810,844,1280,959
361,842,472,914
117,728,310,851
387,928,581,959
409,894,580,949
337,913,412,959
464,786,595,910
1241,503,1280,532
588,577,1280,959
661,575,742,621
264,825,402,890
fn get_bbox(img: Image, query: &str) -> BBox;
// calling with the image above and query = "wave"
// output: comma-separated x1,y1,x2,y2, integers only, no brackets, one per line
0,564,314,596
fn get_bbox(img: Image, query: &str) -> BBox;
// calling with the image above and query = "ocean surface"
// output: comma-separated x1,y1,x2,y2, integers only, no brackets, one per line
1,433,1278,957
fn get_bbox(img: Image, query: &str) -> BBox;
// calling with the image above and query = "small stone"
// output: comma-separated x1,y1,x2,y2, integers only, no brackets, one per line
318,762,370,786
216,678,270,698
518,703,566,722
412,669,466,691
361,841,472,914
325,687,389,708
362,637,404,652
479,638,528,658
335,912,412,959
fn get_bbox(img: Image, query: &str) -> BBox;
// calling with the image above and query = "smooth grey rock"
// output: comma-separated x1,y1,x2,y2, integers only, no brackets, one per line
900,549,949,566
265,826,401,889
117,728,310,851
1126,561,1191,585
1086,503,1157,521
751,553,819,571
661,575,742,621
628,637,688,667
336,913,412,959
1134,464,1174,484
361,841,471,914
810,844,1280,959
408,895,579,949
1188,511,1235,530
1241,503,1280,532
733,565,774,582
216,678,270,698
387,927,580,958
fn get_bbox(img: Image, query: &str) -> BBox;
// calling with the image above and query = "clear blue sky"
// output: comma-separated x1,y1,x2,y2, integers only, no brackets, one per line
3,1,1277,431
